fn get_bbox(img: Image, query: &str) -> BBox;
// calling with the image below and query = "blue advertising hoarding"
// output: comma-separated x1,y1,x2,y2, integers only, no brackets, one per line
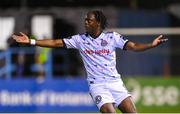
0,79,98,112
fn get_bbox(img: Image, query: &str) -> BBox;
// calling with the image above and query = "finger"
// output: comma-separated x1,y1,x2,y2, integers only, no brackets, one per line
20,32,26,36
160,38,168,42
159,35,163,38
157,35,163,39
12,35,18,40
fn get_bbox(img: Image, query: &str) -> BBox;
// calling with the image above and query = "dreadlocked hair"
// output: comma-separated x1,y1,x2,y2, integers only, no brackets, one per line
91,10,108,30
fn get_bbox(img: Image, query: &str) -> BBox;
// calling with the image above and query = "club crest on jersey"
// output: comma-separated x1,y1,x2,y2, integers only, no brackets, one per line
95,95,102,104
101,39,108,46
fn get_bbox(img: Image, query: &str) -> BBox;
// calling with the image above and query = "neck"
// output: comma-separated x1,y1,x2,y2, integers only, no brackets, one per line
89,30,103,38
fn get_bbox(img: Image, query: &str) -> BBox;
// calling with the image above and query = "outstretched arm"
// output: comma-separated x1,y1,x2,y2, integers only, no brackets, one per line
12,32,64,48
125,35,168,52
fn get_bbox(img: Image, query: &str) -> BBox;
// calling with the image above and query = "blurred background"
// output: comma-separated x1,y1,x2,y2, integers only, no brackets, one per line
0,0,180,113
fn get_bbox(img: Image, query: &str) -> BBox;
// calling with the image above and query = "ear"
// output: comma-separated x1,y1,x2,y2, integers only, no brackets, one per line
97,22,101,26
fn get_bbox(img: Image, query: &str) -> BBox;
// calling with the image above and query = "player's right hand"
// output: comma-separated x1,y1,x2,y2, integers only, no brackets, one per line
12,32,30,44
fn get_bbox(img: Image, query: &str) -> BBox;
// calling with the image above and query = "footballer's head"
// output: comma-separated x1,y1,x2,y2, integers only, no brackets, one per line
84,10,107,34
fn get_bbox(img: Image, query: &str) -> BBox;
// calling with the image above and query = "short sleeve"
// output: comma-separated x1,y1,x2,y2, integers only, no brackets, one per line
63,35,79,49
113,32,128,50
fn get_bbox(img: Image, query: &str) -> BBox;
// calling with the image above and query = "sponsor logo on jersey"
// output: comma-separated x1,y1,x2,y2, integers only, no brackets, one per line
83,49,110,55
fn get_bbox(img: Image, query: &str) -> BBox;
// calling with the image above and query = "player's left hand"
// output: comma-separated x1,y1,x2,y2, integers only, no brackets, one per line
152,35,168,47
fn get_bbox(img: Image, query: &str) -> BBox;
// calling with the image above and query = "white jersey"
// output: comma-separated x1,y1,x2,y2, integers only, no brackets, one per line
63,32,128,81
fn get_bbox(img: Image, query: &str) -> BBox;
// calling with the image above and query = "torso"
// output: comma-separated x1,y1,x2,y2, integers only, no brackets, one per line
63,32,128,81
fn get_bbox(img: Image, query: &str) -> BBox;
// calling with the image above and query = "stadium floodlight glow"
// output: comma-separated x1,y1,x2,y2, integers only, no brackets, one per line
31,15,53,39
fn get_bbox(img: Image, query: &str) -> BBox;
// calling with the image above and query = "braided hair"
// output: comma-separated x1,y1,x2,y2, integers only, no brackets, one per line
90,10,108,30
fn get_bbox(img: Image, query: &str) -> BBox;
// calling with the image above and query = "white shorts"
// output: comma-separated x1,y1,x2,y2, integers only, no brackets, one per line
88,77,131,109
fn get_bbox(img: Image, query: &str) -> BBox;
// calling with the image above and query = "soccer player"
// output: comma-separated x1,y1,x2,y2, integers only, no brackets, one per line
12,10,168,113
